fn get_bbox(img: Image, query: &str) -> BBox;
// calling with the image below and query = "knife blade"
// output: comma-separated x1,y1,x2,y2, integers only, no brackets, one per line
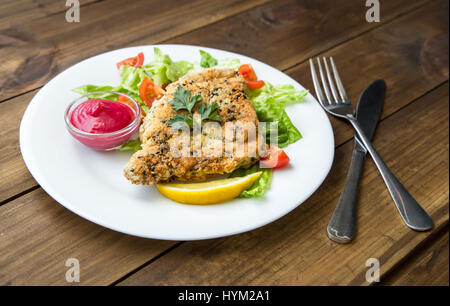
327,79,386,243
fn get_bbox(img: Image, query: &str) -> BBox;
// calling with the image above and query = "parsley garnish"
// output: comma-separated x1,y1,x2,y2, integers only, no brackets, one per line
197,103,221,121
167,86,221,129
167,113,193,129
169,86,202,113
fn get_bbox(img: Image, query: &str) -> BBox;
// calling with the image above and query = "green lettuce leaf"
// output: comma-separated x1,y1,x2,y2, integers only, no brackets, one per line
153,47,172,65
118,65,148,95
230,164,273,198
192,51,240,72
248,83,308,148
199,50,218,68
72,85,118,100
166,60,194,82
142,48,171,86
278,111,302,148
197,51,240,70
216,58,241,70
119,139,142,152
142,48,194,85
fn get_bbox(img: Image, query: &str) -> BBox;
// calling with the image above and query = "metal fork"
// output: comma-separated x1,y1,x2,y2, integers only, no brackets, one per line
309,57,433,231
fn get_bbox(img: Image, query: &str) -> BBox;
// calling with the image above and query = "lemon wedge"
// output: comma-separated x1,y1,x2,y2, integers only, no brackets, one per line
156,172,262,205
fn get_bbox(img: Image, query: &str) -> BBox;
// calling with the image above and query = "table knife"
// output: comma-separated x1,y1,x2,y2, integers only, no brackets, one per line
327,80,386,243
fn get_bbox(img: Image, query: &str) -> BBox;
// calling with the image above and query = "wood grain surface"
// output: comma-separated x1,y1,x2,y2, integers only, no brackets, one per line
382,225,449,286
119,82,449,286
0,0,448,286
0,0,98,30
0,188,175,285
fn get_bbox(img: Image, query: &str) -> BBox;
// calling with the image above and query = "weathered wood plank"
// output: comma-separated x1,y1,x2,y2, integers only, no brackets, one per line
166,0,430,70
382,227,449,286
0,0,271,101
0,188,175,285
0,0,98,31
1,0,447,203
118,82,449,286
0,91,36,203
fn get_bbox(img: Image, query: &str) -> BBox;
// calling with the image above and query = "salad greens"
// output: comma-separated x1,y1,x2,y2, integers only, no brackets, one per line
230,164,273,198
142,48,193,85
72,48,196,115
228,84,307,197
200,50,219,68
166,61,194,82
216,58,241,70
118,65,147,97
118,139,142,152
73,48,308,198
247,83,308,148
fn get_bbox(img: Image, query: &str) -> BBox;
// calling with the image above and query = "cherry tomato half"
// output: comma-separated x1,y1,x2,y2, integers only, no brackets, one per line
116,52,144,69
260,145,290,169
139,78,165,108
238,64,257,81
246,80,265,89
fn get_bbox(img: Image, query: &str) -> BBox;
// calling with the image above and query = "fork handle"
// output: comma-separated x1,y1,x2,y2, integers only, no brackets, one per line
347,115,434,231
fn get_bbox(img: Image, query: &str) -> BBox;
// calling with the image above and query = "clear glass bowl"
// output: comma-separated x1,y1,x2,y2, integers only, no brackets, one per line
64,91,141,150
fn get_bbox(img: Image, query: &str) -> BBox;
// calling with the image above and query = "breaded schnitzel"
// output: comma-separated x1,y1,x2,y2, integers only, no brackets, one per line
124,68,263,185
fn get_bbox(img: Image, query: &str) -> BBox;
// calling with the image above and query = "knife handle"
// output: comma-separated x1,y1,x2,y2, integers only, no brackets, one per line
327,141,366,243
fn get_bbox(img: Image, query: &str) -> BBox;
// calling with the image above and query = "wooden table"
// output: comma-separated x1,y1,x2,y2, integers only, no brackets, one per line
0,0,448,286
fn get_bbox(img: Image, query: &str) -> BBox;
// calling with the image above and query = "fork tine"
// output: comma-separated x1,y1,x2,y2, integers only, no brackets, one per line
330,57,348,101
316,58,332,104
323,57,340,102
309,59,327,105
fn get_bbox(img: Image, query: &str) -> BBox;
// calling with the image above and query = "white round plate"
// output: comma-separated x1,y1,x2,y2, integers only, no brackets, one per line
20,45,334,240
